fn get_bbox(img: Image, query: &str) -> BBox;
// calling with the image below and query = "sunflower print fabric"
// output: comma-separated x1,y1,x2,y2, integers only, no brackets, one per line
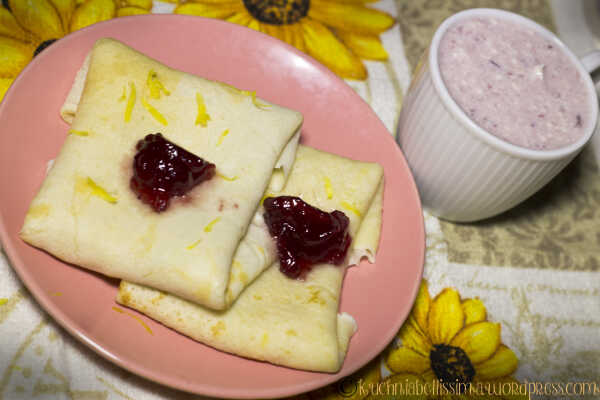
384,281,526,399
0,0,152,100
174,0,395,80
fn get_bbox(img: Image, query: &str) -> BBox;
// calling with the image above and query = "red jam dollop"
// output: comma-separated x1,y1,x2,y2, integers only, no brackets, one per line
263,196,351,279
131,133,215,212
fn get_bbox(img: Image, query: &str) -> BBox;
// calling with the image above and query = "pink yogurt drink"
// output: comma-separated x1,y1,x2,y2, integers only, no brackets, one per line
438,16,593,150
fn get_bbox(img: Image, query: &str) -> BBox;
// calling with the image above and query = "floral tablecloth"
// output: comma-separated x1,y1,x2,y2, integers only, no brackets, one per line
1,1,599,399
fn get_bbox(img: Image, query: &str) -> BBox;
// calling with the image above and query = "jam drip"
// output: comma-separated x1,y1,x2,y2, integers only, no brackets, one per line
131,133,215,212
263,196,351,279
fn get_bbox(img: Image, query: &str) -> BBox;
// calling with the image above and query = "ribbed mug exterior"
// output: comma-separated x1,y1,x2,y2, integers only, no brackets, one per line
397,9,598,222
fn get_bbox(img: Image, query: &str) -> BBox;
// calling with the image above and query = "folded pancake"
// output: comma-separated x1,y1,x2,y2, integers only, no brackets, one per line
117,145,384,372
20,38,303,310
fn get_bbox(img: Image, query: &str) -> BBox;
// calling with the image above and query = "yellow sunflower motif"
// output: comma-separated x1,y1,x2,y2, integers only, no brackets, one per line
0,0,153,101
174,0,395,80
384,280,528,399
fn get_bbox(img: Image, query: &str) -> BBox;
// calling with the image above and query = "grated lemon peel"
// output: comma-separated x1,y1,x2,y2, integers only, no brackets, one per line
118,86,127,102
146,69,170,99
218,82,270,110
340,201,361,217
195,92,211,127
124,82,136,122
186,239,202,250
216,129,229,146
141,96,168,126
217,172,238,181
68,129,89,136
112,306,153,335
0,298,7,306
78,177,117,204
204,217,221,233
260,192,274,205
324,176,333,199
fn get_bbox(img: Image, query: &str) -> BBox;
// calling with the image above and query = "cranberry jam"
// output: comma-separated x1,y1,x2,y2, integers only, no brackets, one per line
263,196,351,279
131,133,215,212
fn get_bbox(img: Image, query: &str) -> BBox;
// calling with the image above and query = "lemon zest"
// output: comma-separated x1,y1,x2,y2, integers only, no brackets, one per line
216,129,229,146
0,298,7,306
217,172,238,181
83,177,117,204
112,306,153,335
51,292,62,297
146,69,170,99
324,176,333,199
204,217,221,233
195,93,211,127
141,96,168,126
186,239,202,250
260,192,274,205
341,201,361,217
118,86,126,102
124,82,136,122
247,91,270,110
218,82,269,110
68,129,89,136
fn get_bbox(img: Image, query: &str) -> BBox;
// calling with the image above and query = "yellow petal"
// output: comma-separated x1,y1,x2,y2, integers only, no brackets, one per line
450,322,501,365
309,0,395,35
117,6,149,17
398,316,432,357
246,18,260,32
0,8,29,41
428,288,464,345
0,78,14,101
336,31,388,60
226,10,253,27
278,23,305,52
411,280,431,334
175,2,241,19
300,18,366,80
462,298,487,326
0,36,33,78
386,346,430,374
49,0,76,32
70,0,116,32
474,345,518,380
8,0,65,41
121,0,152,10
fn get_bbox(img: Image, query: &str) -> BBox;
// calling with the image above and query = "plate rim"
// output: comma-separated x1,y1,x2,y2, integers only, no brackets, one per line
0,14,425,398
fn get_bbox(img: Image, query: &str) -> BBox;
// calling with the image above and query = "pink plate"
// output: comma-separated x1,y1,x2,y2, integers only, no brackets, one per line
0,15,424,399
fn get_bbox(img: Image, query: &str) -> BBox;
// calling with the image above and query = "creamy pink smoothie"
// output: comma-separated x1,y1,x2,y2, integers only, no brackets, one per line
438,16,592,150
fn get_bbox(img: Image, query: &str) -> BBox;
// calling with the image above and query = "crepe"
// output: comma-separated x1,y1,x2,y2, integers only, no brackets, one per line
117,145,384,372
20,38,303,310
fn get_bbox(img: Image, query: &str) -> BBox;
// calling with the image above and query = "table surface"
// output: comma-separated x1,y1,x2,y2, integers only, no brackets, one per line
0,1,599,399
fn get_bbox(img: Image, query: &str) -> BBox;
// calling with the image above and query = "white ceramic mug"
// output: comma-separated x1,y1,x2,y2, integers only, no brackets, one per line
396,8,600,222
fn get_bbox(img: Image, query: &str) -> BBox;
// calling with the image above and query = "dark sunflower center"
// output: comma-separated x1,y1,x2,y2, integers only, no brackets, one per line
430,344,475,391
242,0,309,25
34,39,57,57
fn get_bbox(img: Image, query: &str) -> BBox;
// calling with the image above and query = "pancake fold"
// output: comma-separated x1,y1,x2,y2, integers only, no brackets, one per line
117,145,384,372
21,38,303,311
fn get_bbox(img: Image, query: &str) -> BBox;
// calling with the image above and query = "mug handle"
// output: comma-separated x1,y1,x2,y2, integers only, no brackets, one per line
581,50,600,74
